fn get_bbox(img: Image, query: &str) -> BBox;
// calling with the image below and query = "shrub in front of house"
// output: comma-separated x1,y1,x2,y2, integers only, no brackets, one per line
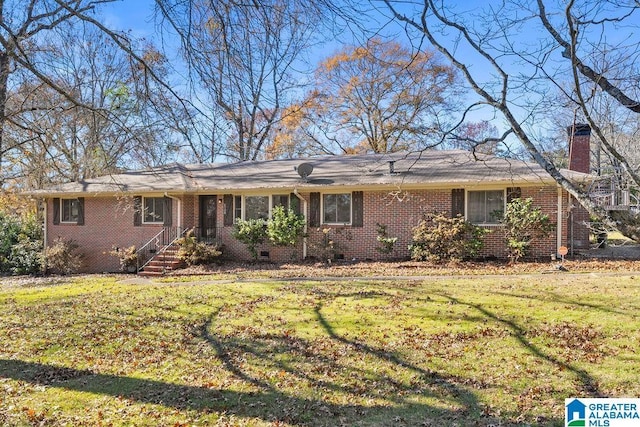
232,218,268,261
266,206,306,247
176,230,222,266
0,211,43,275
45,237,83,275
376,223,398,256
502,197,553,263
409,213,487,262
233,207,306,261
108,245,139,272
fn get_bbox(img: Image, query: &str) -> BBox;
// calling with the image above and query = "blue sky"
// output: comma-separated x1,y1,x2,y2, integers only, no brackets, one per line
99,0,157,38
94,0,640,151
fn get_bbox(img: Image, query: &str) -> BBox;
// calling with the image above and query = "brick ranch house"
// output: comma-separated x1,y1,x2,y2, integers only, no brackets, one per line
30,145,592,274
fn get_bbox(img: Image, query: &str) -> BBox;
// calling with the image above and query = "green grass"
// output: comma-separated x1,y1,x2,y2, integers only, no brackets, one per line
1,273,639,426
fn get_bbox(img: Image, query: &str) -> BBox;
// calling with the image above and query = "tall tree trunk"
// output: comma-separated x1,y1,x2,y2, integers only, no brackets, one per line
0,50,9,185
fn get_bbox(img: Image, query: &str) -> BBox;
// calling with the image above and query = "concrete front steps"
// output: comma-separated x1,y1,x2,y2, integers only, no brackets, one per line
138,245,184,277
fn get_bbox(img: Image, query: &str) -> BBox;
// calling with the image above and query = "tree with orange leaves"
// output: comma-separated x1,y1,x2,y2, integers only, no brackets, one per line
272,38,461,156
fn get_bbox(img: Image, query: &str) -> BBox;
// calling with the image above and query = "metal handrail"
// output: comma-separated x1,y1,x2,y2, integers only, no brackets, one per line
136,228,166,272
136,227,193,272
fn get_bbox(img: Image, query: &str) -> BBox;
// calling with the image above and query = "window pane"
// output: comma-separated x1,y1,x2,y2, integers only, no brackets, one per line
245,196,269,220
61,199,79,222
486,191,504,222
323,194,337,223
468,190,503,223
272,194,289,209
144,197,165,223
234,196,242,219
467,191,485,223
336,194,351,223
323,193,351,224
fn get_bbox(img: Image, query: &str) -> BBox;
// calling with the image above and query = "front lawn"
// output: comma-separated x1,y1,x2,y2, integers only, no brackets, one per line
0,271,639,426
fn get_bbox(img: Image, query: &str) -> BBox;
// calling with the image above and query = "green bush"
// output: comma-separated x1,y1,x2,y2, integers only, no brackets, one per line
266,206,306,247
8,235,43,275
502,198,553,262
409,213,487,262
376,223,398,256
0,211,43,275
232,218,268,261
45,237,83,275
176,230,222,266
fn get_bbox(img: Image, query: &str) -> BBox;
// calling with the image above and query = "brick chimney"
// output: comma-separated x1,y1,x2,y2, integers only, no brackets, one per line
568,124,591,173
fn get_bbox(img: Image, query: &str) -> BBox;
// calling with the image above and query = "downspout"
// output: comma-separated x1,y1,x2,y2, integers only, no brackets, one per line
43,198,48,274
293,189,308,259
557,187,563,255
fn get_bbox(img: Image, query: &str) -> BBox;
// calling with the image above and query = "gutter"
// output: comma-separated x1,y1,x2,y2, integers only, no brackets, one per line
293,188,308,259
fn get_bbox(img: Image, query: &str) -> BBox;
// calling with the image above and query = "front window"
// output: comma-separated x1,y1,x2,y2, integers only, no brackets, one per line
143,197,165,223
323,193,351,224
234,196,242,220
272,194,289,208
468,190,504,224
245,195,269,220
61,199,79,223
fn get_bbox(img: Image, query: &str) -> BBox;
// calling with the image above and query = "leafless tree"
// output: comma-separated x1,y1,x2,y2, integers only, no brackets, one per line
3,21,185,188
155,0,327,162
377,0,640,234
0,0,195,189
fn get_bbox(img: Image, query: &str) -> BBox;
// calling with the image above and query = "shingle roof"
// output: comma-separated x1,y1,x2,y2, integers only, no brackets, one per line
28,150,582,196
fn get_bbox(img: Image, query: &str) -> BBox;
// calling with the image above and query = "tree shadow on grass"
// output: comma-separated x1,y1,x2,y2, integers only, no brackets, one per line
195,300,563,426
436,293,603,397
196,312,483,425
1,287,576,426
0,356,481,426
490,288,638,319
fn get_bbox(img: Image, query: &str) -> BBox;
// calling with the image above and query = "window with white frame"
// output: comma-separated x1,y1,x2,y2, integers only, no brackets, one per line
234,195,242,220
143,197,165,223
467,190,504,224
239,194,291,220
61,199,79,223
323,193,351,224
245,195,269,220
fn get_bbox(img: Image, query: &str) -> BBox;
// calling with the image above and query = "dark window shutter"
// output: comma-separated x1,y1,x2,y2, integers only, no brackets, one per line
451,189,465,217
133,196,142,226
77,197,85,225
223,194,234,226
352,191,363,227
507,187,522,203
163,197,173,227
309,192,320,227
290,193,301,216
53,198,60,225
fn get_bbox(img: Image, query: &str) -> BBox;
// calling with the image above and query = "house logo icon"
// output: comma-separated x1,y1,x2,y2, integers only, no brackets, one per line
566,399,586,426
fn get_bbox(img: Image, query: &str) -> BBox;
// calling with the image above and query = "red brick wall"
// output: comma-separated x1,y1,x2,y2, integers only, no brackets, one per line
568,125,591,173
218,187,568,263
46,196,181,273
46,186,589,271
